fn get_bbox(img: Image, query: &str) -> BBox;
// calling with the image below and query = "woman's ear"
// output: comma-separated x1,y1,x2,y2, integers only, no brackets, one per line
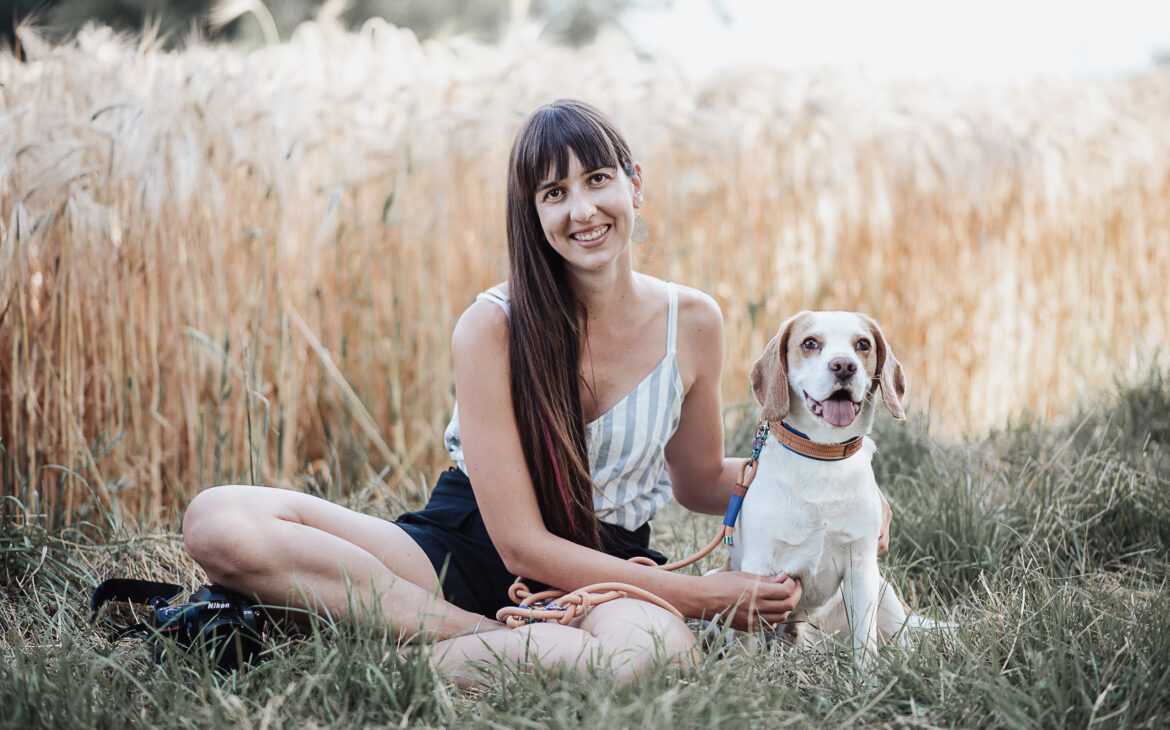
631,163,643,208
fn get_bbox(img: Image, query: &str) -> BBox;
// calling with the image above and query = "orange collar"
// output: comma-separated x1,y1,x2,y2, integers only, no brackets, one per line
772,421,863,461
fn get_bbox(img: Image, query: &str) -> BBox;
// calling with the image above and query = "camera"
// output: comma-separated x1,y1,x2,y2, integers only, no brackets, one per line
91,579,268,672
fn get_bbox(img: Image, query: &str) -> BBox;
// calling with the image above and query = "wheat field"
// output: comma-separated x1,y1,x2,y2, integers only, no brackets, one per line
2,19,1169,525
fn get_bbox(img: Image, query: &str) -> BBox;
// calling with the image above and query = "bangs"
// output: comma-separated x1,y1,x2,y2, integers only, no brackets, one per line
512,101,631,194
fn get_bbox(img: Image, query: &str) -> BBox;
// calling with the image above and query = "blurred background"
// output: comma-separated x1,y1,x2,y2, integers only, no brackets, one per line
2,0,1170,525
5,0,1170,79
7,0,659,51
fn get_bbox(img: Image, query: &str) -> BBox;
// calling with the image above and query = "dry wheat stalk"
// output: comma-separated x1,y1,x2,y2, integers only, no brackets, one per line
2,19,1168,524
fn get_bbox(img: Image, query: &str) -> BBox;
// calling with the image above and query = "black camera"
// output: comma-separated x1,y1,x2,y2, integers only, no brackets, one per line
91,579,268,672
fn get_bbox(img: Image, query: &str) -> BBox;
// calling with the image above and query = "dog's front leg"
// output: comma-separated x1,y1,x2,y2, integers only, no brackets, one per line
843,554,881,665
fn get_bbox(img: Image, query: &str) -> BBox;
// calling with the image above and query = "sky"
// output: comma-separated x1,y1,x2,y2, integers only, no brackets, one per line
626,0,1170,82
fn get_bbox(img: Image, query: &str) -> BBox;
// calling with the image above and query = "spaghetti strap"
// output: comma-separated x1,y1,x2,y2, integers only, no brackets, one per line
665,282,679,355
475,285,510,315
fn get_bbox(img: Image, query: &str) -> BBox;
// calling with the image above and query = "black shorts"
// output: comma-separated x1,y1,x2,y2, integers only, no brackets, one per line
395,467,667,617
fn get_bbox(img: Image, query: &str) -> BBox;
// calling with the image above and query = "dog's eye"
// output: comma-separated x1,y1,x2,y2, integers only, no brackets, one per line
855,339,871,353
801,338,820,351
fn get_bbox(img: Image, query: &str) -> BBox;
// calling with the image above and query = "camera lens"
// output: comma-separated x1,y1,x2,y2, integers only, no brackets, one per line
198,618,264,672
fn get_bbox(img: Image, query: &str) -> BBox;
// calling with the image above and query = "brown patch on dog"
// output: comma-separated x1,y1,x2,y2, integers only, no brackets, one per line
750,311,812,421
860,314,907,419
853,334,878,378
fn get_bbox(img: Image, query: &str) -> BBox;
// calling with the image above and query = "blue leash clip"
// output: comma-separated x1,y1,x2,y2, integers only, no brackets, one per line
722,494,744,544
722,422,770,546
749,421,771,463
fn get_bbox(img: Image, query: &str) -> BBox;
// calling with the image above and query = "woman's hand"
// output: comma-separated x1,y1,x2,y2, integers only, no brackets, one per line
697,570,802,631
878,491,892,555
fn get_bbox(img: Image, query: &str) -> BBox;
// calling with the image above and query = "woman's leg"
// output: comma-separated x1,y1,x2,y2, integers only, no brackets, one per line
182,485,483,640
432,597,697,688
184,486,694,684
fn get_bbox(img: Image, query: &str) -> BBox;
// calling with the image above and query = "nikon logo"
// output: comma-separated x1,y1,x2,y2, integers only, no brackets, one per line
205,601,231,609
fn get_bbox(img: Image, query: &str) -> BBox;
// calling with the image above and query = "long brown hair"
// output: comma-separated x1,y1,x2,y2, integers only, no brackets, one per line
505,99,637,550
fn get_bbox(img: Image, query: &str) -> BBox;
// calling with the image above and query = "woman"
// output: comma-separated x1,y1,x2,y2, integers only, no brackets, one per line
183,99,804,685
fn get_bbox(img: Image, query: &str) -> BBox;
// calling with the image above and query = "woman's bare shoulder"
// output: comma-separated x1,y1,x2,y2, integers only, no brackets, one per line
673,283,723,341
632,275,721,326
664,283,722,392
452,295,508,358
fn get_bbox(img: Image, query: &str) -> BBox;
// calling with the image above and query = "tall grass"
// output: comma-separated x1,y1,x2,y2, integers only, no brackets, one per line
2,18,1170,524
3,372,1168,727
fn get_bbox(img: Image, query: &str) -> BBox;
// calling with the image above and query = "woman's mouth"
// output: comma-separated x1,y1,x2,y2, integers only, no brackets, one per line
570,224,610,244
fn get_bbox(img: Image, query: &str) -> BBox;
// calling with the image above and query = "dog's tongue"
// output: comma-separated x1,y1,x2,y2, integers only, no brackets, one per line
822,398,857,427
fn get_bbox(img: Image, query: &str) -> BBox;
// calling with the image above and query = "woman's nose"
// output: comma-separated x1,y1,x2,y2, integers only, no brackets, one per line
569,192,597,222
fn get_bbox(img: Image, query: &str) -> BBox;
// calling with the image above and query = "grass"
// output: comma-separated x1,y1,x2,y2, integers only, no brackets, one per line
3,371,1169,728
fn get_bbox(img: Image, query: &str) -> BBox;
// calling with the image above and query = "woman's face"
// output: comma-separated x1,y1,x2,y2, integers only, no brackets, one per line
533,150,642,276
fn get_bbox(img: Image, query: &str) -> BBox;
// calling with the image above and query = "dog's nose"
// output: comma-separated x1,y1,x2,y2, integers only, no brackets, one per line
828,357,857,381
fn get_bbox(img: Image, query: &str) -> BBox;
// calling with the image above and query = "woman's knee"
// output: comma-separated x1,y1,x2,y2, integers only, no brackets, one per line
584,598,696,659
642,611,697,659
182,485,272,579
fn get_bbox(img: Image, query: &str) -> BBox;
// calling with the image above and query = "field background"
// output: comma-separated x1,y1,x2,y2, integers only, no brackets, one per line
3,19,1169,525
2,16,1170,729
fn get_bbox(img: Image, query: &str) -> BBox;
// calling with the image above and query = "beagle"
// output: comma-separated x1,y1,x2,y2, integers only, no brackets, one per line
729,311,922,661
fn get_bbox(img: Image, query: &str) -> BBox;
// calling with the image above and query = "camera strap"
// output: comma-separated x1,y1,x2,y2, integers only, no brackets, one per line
90,578,186,639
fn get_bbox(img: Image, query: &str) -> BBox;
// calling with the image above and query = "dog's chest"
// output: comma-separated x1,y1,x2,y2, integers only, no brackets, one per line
729,445,881,609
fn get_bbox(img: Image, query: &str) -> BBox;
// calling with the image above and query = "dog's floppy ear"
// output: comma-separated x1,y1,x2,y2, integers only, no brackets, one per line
862,315,906,420
750,313,804,421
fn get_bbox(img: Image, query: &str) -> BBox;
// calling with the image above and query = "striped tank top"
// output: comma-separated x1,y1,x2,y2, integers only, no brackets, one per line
443,282,685,531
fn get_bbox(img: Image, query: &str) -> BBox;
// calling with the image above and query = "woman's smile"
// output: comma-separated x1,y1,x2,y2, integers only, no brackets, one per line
570,224,611,246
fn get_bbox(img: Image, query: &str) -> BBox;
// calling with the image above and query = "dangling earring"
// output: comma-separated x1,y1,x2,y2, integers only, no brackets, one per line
632,192,649,244
631,214,650,244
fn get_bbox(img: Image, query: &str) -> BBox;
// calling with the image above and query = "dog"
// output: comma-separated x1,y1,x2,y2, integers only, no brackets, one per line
728,310,924,662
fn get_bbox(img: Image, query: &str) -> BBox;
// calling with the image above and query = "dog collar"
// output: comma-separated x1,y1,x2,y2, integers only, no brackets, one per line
772,421,863,461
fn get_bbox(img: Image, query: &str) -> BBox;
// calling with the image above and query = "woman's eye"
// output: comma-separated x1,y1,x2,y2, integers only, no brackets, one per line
855,339,871,352
589,172,609,184
542,188,562,202
801,338,819,351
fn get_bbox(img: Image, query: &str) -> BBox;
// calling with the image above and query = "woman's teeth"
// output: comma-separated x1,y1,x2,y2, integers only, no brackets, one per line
571,225,609,242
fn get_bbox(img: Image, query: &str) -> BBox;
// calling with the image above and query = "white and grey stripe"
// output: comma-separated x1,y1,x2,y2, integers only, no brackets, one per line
443,283,684,531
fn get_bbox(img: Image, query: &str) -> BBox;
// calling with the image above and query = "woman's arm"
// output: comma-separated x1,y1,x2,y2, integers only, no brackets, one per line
451,299,799,630
663,289,743,515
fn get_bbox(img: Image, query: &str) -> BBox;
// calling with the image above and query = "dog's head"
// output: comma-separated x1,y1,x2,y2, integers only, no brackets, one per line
750,311,906,439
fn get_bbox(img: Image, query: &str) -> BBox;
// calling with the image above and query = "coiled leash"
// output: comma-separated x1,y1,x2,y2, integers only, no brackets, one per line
495,422,772,629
